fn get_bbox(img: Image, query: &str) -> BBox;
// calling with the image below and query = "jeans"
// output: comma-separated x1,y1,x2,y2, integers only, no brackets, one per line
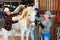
1,28,8,40
41,32,50,40
29,22,35,40
1,28,14,40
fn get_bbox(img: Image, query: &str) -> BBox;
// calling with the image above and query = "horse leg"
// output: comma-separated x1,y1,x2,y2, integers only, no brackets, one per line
21,29,25,40
26,29,30,40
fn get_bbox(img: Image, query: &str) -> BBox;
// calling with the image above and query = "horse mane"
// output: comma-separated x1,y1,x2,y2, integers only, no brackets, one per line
22,6,33,17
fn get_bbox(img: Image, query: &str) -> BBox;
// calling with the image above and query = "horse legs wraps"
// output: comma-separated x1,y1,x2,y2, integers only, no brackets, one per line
21,29,30,40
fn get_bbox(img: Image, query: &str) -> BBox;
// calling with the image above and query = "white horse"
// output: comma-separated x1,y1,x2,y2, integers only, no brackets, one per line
18,6,36,40
12,6,36,40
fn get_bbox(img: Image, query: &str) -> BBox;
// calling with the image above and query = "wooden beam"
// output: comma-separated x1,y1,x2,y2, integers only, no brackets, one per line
38,0,40,10
56,0,60,23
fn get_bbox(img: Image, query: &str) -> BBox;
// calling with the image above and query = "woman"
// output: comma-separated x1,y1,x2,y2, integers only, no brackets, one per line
40,11,52,40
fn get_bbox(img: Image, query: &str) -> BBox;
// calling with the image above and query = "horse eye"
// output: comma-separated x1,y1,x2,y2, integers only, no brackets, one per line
28,14,30,16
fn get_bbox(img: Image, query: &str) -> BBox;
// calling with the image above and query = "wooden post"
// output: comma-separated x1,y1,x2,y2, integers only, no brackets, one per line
38,0,40,10
56,0,60,23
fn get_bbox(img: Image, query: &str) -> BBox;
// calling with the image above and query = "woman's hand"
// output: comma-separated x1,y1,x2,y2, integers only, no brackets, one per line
12,17,17,21
38,22,41,25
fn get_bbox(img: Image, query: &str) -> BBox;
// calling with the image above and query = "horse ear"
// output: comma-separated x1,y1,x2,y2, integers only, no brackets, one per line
27,6,34,12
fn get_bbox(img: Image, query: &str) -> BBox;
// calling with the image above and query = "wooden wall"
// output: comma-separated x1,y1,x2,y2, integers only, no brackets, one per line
39,0,58,11
38,0,60,40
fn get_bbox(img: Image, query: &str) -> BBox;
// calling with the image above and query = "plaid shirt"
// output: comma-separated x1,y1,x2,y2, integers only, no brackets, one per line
3,13,18,31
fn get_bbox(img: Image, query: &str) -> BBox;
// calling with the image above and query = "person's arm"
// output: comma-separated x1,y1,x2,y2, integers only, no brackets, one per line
35,17,43,22
11,5,25,14
12,17,18,23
